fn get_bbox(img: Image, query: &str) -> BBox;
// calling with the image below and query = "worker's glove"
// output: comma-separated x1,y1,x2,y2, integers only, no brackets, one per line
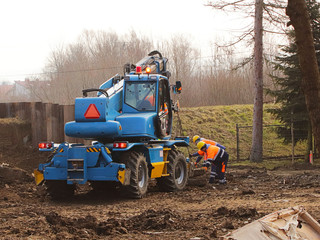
189,153,193,158
194,162,197,167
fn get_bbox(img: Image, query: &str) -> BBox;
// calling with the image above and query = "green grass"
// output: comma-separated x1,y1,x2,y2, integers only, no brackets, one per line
230,158,318,170
172,103,313,166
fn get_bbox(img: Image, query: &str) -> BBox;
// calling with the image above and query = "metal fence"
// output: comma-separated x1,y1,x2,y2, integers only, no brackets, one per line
235,124,312,161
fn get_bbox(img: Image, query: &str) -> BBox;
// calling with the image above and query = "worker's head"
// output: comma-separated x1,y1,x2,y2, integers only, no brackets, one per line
193,135,200,143
197,141,206,151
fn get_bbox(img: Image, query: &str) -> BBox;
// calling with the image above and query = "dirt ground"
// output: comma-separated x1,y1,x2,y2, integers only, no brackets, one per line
0,147,320,240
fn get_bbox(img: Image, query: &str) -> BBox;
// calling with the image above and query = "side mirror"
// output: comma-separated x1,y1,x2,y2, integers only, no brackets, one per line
174,81,182,94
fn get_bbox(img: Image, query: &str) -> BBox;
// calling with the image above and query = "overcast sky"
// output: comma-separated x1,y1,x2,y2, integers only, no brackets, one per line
0,0,250,83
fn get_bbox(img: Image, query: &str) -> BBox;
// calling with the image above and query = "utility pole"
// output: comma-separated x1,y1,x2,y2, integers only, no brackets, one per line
250,0,264,162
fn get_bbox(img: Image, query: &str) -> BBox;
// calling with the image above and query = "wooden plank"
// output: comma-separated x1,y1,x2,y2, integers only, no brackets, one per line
51,104,63,142
14,102,32,121
6,103,15,118
31,102,47,147
63,105,76,143
57,104,65,142
46,103,53,141
0,103,7,118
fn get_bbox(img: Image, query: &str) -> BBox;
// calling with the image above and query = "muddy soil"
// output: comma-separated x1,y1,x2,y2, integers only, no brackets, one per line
1,148,320,240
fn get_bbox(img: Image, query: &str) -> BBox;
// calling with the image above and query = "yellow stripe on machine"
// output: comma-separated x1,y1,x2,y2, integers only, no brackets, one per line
87,147,99,152
86,147,110,154
105,147,111,154
151,148,171,178
151,162,165,178
33,169,44,185
117,169,126,184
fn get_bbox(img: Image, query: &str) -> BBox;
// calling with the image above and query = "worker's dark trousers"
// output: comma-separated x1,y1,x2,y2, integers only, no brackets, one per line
210,164,217,179
215,152,229,180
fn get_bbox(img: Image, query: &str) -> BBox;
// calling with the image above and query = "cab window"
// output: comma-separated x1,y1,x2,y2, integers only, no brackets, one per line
124,81,156,111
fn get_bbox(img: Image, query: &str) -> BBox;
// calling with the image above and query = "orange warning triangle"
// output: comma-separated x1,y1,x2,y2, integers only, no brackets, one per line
84,104,100,119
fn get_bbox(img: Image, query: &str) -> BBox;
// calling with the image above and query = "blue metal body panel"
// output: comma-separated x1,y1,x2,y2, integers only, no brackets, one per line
75,97,107,122
44,167,67,180
164,138,190,147
116,113,157,137
65,79,123,138
86,164,124,181
65,121,122,138
43,164,124,182
40,144,126,184
147,146,163,163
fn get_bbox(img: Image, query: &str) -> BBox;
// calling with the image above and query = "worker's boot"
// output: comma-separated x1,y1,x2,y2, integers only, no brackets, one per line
218,178,227,184
209,177,215,184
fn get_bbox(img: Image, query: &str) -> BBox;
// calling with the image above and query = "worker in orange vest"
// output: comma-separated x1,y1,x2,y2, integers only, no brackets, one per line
189,135,226,178
196,141,228,184
160,102,168,115
146,94,155,106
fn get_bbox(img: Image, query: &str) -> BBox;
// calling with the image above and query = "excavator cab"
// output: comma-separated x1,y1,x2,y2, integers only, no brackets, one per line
124,81,156,111
120,75,174,140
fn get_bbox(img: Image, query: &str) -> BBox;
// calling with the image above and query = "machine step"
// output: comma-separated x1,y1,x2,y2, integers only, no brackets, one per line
67,159,84,162
67,169,84,172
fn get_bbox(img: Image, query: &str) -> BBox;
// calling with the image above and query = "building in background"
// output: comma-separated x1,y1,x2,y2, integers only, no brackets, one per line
0,79,50,102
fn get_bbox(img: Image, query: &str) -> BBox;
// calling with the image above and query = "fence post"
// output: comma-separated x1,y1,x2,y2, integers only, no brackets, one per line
291,110,294,164
57,104,65,142
236,124,240,161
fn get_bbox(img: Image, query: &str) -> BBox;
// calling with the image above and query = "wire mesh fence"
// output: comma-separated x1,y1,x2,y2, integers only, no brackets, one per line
236,124,311,161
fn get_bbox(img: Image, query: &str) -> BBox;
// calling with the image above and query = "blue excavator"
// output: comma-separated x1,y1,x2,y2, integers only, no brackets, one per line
34,51,192,199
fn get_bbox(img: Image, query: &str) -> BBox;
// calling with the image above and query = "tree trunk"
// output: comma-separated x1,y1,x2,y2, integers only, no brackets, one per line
305,123,312,163
250,0,264,162
286,0,320,156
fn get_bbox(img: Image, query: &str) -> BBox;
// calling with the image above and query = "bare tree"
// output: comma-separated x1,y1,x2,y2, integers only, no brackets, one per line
43,30,153,104
286,0,320,155
157,35,200,107
206,0,287,162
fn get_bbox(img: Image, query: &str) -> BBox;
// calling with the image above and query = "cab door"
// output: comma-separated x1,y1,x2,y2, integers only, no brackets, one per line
157,78,172,138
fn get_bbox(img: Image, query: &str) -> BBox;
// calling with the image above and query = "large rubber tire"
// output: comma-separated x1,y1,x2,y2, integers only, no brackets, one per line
157,150,188,192
121,151,149,199
45,180,75,200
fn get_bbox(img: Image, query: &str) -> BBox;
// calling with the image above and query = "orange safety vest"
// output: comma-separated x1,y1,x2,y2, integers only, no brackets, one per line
146,95,155,106
206,145,221,161
200,138,217,146
197,139,217,160
198,144,222,161
197,150,207,160
161,103,168,115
